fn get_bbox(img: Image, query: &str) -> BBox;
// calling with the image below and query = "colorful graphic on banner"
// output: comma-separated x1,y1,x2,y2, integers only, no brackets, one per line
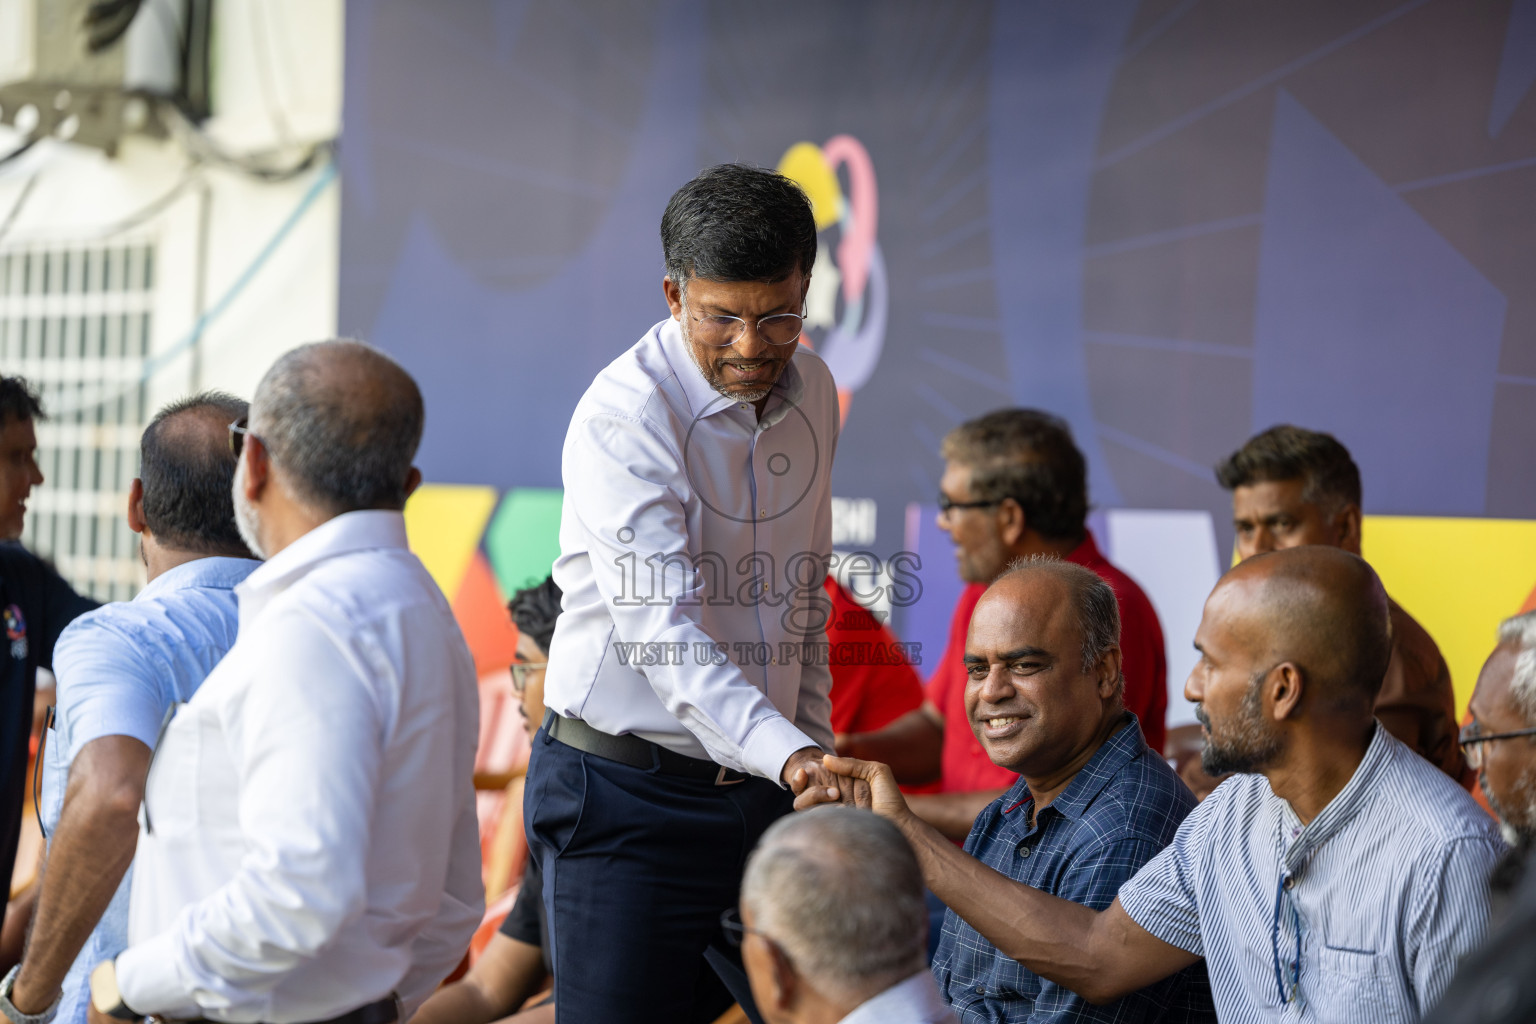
776,136,886,423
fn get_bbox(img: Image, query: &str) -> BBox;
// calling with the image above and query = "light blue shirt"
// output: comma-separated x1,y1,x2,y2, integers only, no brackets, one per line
39,555,257,1024
1118,723,1504,1023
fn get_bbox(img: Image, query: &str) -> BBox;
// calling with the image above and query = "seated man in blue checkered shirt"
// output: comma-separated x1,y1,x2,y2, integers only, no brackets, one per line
803,555,1213,1022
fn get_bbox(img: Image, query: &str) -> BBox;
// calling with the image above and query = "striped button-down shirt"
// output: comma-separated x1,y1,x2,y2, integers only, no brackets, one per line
1119,723,1504,1023
934,717,1214,1022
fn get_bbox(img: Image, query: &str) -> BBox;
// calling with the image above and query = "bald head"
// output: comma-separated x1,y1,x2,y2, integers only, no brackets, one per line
252,340,424,514
1216,545,1392,709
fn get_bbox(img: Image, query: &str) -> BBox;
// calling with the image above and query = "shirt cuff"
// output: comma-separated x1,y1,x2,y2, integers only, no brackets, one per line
115,933,203,1019
742,715,824,787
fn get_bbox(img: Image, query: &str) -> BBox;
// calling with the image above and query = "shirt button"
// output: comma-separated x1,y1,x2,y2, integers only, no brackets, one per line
1283,875,1295,890
1017,845,1031,858
975,985,985,996
739,403,749,410
759,508,767,518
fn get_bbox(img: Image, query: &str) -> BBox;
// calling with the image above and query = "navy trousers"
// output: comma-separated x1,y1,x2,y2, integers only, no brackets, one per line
524,724,794,1024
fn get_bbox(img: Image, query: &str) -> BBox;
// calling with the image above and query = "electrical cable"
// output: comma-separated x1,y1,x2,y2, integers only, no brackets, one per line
50,157,336,416
0,173,39,244
0,136,38,169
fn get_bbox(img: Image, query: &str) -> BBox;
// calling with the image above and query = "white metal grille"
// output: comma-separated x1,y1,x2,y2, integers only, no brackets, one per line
1,242,154,600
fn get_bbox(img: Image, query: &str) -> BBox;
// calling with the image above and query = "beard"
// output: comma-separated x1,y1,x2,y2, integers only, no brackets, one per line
232,458,267,560
1483,765,1536,849
1197,674,1283,776
680,318,779,403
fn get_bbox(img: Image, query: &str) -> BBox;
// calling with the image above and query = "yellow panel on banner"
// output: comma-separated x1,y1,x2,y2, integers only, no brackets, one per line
1362,515,1536,716
402,484,499,600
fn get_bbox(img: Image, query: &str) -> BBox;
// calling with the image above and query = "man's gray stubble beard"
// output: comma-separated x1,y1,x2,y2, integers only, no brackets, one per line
232,457,267,560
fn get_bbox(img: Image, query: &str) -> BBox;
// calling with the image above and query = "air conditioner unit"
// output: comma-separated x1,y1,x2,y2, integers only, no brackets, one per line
0,0,212,155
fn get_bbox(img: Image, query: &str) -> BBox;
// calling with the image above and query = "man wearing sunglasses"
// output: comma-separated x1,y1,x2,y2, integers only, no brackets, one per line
1,394,258,1024
528,164,845,1023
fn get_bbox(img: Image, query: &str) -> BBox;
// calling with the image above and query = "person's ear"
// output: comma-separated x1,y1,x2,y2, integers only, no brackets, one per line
767,940,798,1012
663,276,683,319
997,498,1027,549
1267,662,1305,722
1336,503,1362,554
242,439,269,501
1096,645,1123,701
127,478,146,536
403,466,422,500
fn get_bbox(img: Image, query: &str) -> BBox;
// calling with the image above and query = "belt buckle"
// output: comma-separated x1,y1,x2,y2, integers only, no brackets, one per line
715,766,745,786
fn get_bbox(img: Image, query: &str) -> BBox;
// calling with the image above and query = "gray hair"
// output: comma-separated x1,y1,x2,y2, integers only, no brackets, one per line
997,555,1123,693
740,807,926,1003
251,340,423,514
1499,610,1536,723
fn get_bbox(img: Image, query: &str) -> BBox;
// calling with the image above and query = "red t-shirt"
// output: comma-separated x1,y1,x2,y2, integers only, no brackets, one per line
925,532,1168,793
825,578,925,734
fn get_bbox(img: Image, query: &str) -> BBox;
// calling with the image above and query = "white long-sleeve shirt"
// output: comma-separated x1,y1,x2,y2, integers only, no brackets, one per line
117,511,484,1022
545,316,839,782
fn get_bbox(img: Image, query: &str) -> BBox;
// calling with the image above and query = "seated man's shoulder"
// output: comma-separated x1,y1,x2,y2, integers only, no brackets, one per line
1376,734,1502,848
1087,747,1200,841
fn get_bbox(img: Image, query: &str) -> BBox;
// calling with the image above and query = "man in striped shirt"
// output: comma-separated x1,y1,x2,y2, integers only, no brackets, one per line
814,545,1502,1023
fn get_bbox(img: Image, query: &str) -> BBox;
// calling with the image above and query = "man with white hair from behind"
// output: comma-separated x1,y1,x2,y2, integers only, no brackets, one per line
731,807,956,1024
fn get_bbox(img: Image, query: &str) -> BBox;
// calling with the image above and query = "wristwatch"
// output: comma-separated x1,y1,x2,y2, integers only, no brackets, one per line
0,965,60,1024
88,962,140,1022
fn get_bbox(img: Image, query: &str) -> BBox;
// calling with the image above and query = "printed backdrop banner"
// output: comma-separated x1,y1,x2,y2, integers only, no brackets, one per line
341,1,1536,713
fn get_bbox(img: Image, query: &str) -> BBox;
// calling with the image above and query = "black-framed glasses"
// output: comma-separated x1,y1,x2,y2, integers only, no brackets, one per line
228,417,262,458
937,493,1002,515
720,907,768,948
683,298,806,348
1459,723,1536,770
509,661,548,694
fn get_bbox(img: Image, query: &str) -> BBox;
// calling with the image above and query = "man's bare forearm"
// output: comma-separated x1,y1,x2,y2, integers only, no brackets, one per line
12,737,149,1014
410,935,548,1024
891,811,1123,995
839,707,943,785
906,788,1004,841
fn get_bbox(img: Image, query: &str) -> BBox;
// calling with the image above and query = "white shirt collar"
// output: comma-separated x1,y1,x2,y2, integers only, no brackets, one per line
838,970,957,1024
237,509,409,619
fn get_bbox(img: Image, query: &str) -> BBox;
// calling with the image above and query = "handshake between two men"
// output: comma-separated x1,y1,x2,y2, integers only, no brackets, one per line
785,558,1215,1022
786,547,1509,1024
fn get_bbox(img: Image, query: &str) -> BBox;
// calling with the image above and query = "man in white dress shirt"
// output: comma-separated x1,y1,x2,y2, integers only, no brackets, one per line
86,341,484,1024
527,163,847,1022
734,807,956,1024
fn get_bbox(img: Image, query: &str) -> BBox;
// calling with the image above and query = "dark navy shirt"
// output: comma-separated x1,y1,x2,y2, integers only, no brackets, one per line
0,543,96,938
932,716,1214,1023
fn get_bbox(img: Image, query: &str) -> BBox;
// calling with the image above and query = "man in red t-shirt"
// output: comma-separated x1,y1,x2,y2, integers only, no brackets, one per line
824,578,925,735
838,409,1167,839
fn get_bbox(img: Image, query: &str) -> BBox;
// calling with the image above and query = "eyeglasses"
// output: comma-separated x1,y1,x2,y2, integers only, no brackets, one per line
1459,722,1536,770
937,493,1003,515
719,907,769,948
228,416,263,458
683,298,805,348
509,661,548,694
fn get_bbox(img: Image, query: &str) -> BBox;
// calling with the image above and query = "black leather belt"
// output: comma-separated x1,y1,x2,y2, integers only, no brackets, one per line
545,712,751,786
150,994,399,1024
